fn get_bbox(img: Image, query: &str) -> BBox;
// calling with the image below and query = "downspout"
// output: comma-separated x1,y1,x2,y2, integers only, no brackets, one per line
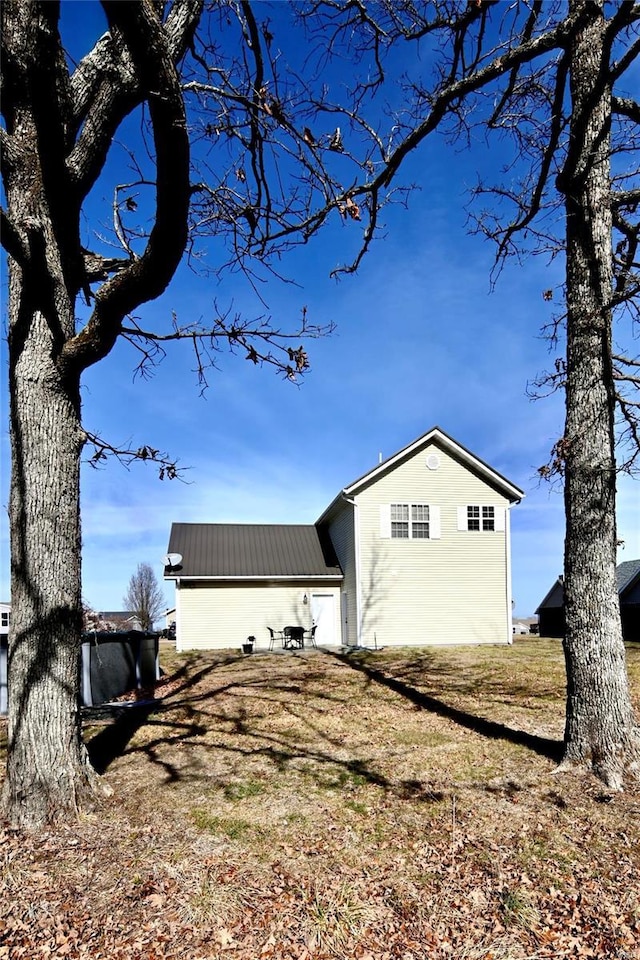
505,504,516,645
175,577,182,652
342,495,362,647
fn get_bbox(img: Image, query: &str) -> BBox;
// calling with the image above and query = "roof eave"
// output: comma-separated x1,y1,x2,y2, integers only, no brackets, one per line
343,426,525,502
535,576,564,613
315,488,350,527
164,573,343,582
619,568,640,599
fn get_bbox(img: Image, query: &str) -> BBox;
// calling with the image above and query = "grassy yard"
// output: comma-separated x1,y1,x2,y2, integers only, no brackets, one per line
2,639,640,959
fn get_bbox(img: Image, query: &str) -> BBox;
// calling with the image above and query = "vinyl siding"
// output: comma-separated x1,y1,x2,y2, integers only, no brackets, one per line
354,441,512,646
176,580,341,651
322,501,357,646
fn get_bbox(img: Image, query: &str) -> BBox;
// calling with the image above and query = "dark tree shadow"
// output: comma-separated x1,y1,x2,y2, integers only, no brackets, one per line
84,657,229,773
85,646,564,802
329,650,563,762
87,705,157,774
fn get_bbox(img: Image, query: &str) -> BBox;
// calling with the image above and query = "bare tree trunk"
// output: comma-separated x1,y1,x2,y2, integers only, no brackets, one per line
560,0,640,789
4,288,97,828
1,0,196,826
1,2,97,827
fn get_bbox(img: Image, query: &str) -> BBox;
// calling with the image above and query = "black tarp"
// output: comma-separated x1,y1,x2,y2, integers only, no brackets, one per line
0,630,160,715
81,631,159,706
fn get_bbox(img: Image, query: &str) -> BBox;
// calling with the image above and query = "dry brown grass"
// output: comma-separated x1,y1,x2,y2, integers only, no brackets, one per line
2,639,640,959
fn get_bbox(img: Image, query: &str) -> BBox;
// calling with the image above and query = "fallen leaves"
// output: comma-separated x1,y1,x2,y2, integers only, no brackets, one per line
2,643,640,959
3,810,638,960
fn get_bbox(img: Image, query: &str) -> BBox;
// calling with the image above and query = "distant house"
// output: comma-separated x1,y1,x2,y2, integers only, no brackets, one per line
164,427,524,651
536,559,640,640
86,610,144,632
0,602,9,638
536,578,565,638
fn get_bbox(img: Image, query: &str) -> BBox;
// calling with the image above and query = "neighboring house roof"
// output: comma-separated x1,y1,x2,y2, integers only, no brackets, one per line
317,425,525,525
98,611,140,622
537,560,640,612
165,523,343,580
617,559,640,598
536,577,564,612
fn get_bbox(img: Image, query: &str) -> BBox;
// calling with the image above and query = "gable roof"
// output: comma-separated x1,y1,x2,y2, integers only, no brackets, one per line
617,559,640,597
317,425,524,524
164,523,343,581
537,560,640,612
535,577,564,612
97,611,141,622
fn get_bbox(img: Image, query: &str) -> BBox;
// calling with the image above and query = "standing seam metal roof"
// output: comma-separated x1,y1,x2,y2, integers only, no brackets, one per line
165,523,343,579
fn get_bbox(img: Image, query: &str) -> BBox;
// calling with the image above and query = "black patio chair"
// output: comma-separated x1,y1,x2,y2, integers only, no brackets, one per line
267,627,281,651
305,625,317,648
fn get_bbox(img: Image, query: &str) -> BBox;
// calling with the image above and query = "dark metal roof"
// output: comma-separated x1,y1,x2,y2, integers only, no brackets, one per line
97,611,139,621
165,523,343,580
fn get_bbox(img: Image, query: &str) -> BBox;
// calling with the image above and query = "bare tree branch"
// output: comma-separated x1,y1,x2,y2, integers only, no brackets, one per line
119,305,334,389
67,0,203,198
83,429,187,481
63,0,193,374
0,207,29,267
612,95,640,124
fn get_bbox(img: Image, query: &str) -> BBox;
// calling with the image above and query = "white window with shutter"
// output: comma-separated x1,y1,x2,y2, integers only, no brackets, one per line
391,503,410,538
380,503,440,540
458,505,505,532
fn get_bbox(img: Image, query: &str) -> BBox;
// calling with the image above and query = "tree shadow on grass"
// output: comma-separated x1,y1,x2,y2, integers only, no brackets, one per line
88,704,157,774
85,657,234,774
329,651,563,763
84,654,357,780
83,655,434,798
84,648,563,801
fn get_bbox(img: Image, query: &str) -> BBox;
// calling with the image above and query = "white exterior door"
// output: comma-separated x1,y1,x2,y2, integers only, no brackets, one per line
310,593,336,647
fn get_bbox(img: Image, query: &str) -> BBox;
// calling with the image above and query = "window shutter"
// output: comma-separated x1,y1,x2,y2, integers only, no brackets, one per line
494,507,505,531
457,506,467,531
430,505,441,540
379,504,391,538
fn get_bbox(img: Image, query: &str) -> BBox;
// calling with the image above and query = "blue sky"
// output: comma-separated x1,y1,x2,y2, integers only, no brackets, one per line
1,3,638,620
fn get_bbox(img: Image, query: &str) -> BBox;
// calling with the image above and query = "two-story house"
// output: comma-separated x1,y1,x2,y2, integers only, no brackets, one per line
164,427,524,651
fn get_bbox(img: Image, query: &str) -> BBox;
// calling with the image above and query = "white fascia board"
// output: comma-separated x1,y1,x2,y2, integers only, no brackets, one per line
172,575,343,582
342,426,525,503
315,489,350,527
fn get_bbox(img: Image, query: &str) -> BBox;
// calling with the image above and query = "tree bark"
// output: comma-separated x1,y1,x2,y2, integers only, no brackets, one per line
1,0,97,828
1,0,198,828
4,297,96,829
560,0,640,789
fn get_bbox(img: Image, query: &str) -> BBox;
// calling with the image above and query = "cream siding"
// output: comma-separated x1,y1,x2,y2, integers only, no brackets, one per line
176,580,341,651
353,441,512,646
322,501,357,646
169,428,522,651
